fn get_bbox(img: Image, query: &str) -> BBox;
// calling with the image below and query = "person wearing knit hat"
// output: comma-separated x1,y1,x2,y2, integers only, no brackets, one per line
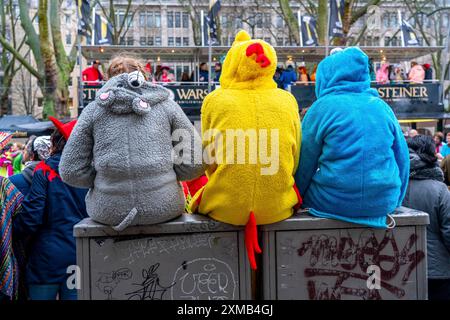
9,135,51,196
13,117,88,300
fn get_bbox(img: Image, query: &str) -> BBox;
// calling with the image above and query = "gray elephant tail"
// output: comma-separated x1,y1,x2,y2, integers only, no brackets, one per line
112,208,138,231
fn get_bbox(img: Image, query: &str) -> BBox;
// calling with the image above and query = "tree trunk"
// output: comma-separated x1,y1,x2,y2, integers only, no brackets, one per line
278,0,300,45
333,0,353,45
0,89,10,115
50,0,71,118
317,0,328,45
38,0,57,118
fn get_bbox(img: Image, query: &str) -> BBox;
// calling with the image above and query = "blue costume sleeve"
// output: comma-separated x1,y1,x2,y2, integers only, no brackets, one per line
294,105,323,197
13,170,47,238
388,109,410,207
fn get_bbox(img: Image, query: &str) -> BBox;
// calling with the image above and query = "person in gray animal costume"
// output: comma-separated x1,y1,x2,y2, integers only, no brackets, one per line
60,57,204,231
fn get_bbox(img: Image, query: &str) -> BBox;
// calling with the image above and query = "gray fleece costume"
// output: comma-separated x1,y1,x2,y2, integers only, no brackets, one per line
60,72,204,230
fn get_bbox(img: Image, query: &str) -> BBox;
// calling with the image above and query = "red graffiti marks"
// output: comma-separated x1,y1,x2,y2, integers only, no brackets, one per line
297,230,425,300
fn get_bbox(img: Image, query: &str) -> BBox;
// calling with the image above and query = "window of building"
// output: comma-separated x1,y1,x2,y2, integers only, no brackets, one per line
127,37,134,45
249,15,255,27
389,13,397,27
276,15,283,28
365,36,372,46
383,13,389,28
168,37,174,46
140,36,146,45
167,11,174,28
119,37,125,45
264,37,271,44
276,37,283,46
65,34,71,45
155,12,161,27
117,12,125,27
256,13,263,28
176,37,181,46
183,37,189,46
65,14,71,24
264,13,271,28
182,12,189,28
235,16,243,29
221,15,228,27
443,13,449,28
155,36,161,46
140,13,146,26
222,37,229,46
175,12,181,28
147,37,154,46
417,37,423,45
384,36,391,46
392,36,399,46
147,12,154,27
373,36,380,46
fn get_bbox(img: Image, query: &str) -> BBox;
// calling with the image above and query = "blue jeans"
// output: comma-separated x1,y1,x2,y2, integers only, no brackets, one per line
28,283,77,300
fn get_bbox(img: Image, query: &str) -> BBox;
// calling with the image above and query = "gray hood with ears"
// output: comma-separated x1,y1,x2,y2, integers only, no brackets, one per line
95,73,171,115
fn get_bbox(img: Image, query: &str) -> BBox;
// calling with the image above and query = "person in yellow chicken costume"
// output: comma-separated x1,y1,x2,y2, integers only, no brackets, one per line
189,30,302,270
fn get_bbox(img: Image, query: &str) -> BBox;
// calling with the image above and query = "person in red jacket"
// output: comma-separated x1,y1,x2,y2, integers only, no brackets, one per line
82,60,104,85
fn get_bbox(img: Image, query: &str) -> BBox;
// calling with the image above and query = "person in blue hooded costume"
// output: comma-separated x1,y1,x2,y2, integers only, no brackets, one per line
295,47,409,228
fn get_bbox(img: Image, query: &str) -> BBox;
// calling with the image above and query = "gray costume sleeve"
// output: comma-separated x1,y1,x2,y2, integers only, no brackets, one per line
169,101,205,181
60,103,96,188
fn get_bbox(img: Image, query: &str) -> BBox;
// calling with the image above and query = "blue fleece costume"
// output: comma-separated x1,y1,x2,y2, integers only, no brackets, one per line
295,47,409,228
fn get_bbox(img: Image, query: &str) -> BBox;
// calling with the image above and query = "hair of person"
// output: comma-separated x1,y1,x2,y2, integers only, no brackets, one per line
26,136,38,161
417,128,432,136
50,129,66,155
407,135,437,164
411,61,418,66
434,131,444,142
107,55,148,80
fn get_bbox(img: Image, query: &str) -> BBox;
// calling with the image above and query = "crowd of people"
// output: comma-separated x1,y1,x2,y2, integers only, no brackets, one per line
82,59,223,84
375,61,433,84
1,34,448,302
274,63,317,89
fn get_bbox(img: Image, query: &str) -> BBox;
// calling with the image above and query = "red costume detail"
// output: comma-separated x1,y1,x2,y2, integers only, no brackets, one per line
49,117,77,141
245,212,262,270
293,184,303,210
186,175,208,197
246,43,271,68
34,161,60,182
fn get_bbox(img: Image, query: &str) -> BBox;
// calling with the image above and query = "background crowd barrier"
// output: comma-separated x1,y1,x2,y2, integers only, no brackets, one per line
261,207,429,300
80,81,443,122
74,207,429,300
74,214,252,300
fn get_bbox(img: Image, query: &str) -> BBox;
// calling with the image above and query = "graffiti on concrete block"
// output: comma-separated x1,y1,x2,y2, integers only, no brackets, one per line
96,268,132,300
295,230,424,300
125,263,176,300
171,258,237,300
119,234,214,264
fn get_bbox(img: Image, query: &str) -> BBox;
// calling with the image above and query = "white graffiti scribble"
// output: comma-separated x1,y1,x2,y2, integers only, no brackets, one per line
170,258,236,300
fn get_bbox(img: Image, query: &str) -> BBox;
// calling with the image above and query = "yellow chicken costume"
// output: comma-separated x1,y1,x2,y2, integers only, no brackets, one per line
189,30,302,269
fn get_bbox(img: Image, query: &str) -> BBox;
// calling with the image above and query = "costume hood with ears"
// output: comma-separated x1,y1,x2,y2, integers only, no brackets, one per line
219,30,277,90
49,117,77,140
59,71,204,231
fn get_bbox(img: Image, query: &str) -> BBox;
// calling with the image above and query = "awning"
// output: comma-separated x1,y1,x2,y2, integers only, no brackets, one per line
82,45,444,64
0,115,39,132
